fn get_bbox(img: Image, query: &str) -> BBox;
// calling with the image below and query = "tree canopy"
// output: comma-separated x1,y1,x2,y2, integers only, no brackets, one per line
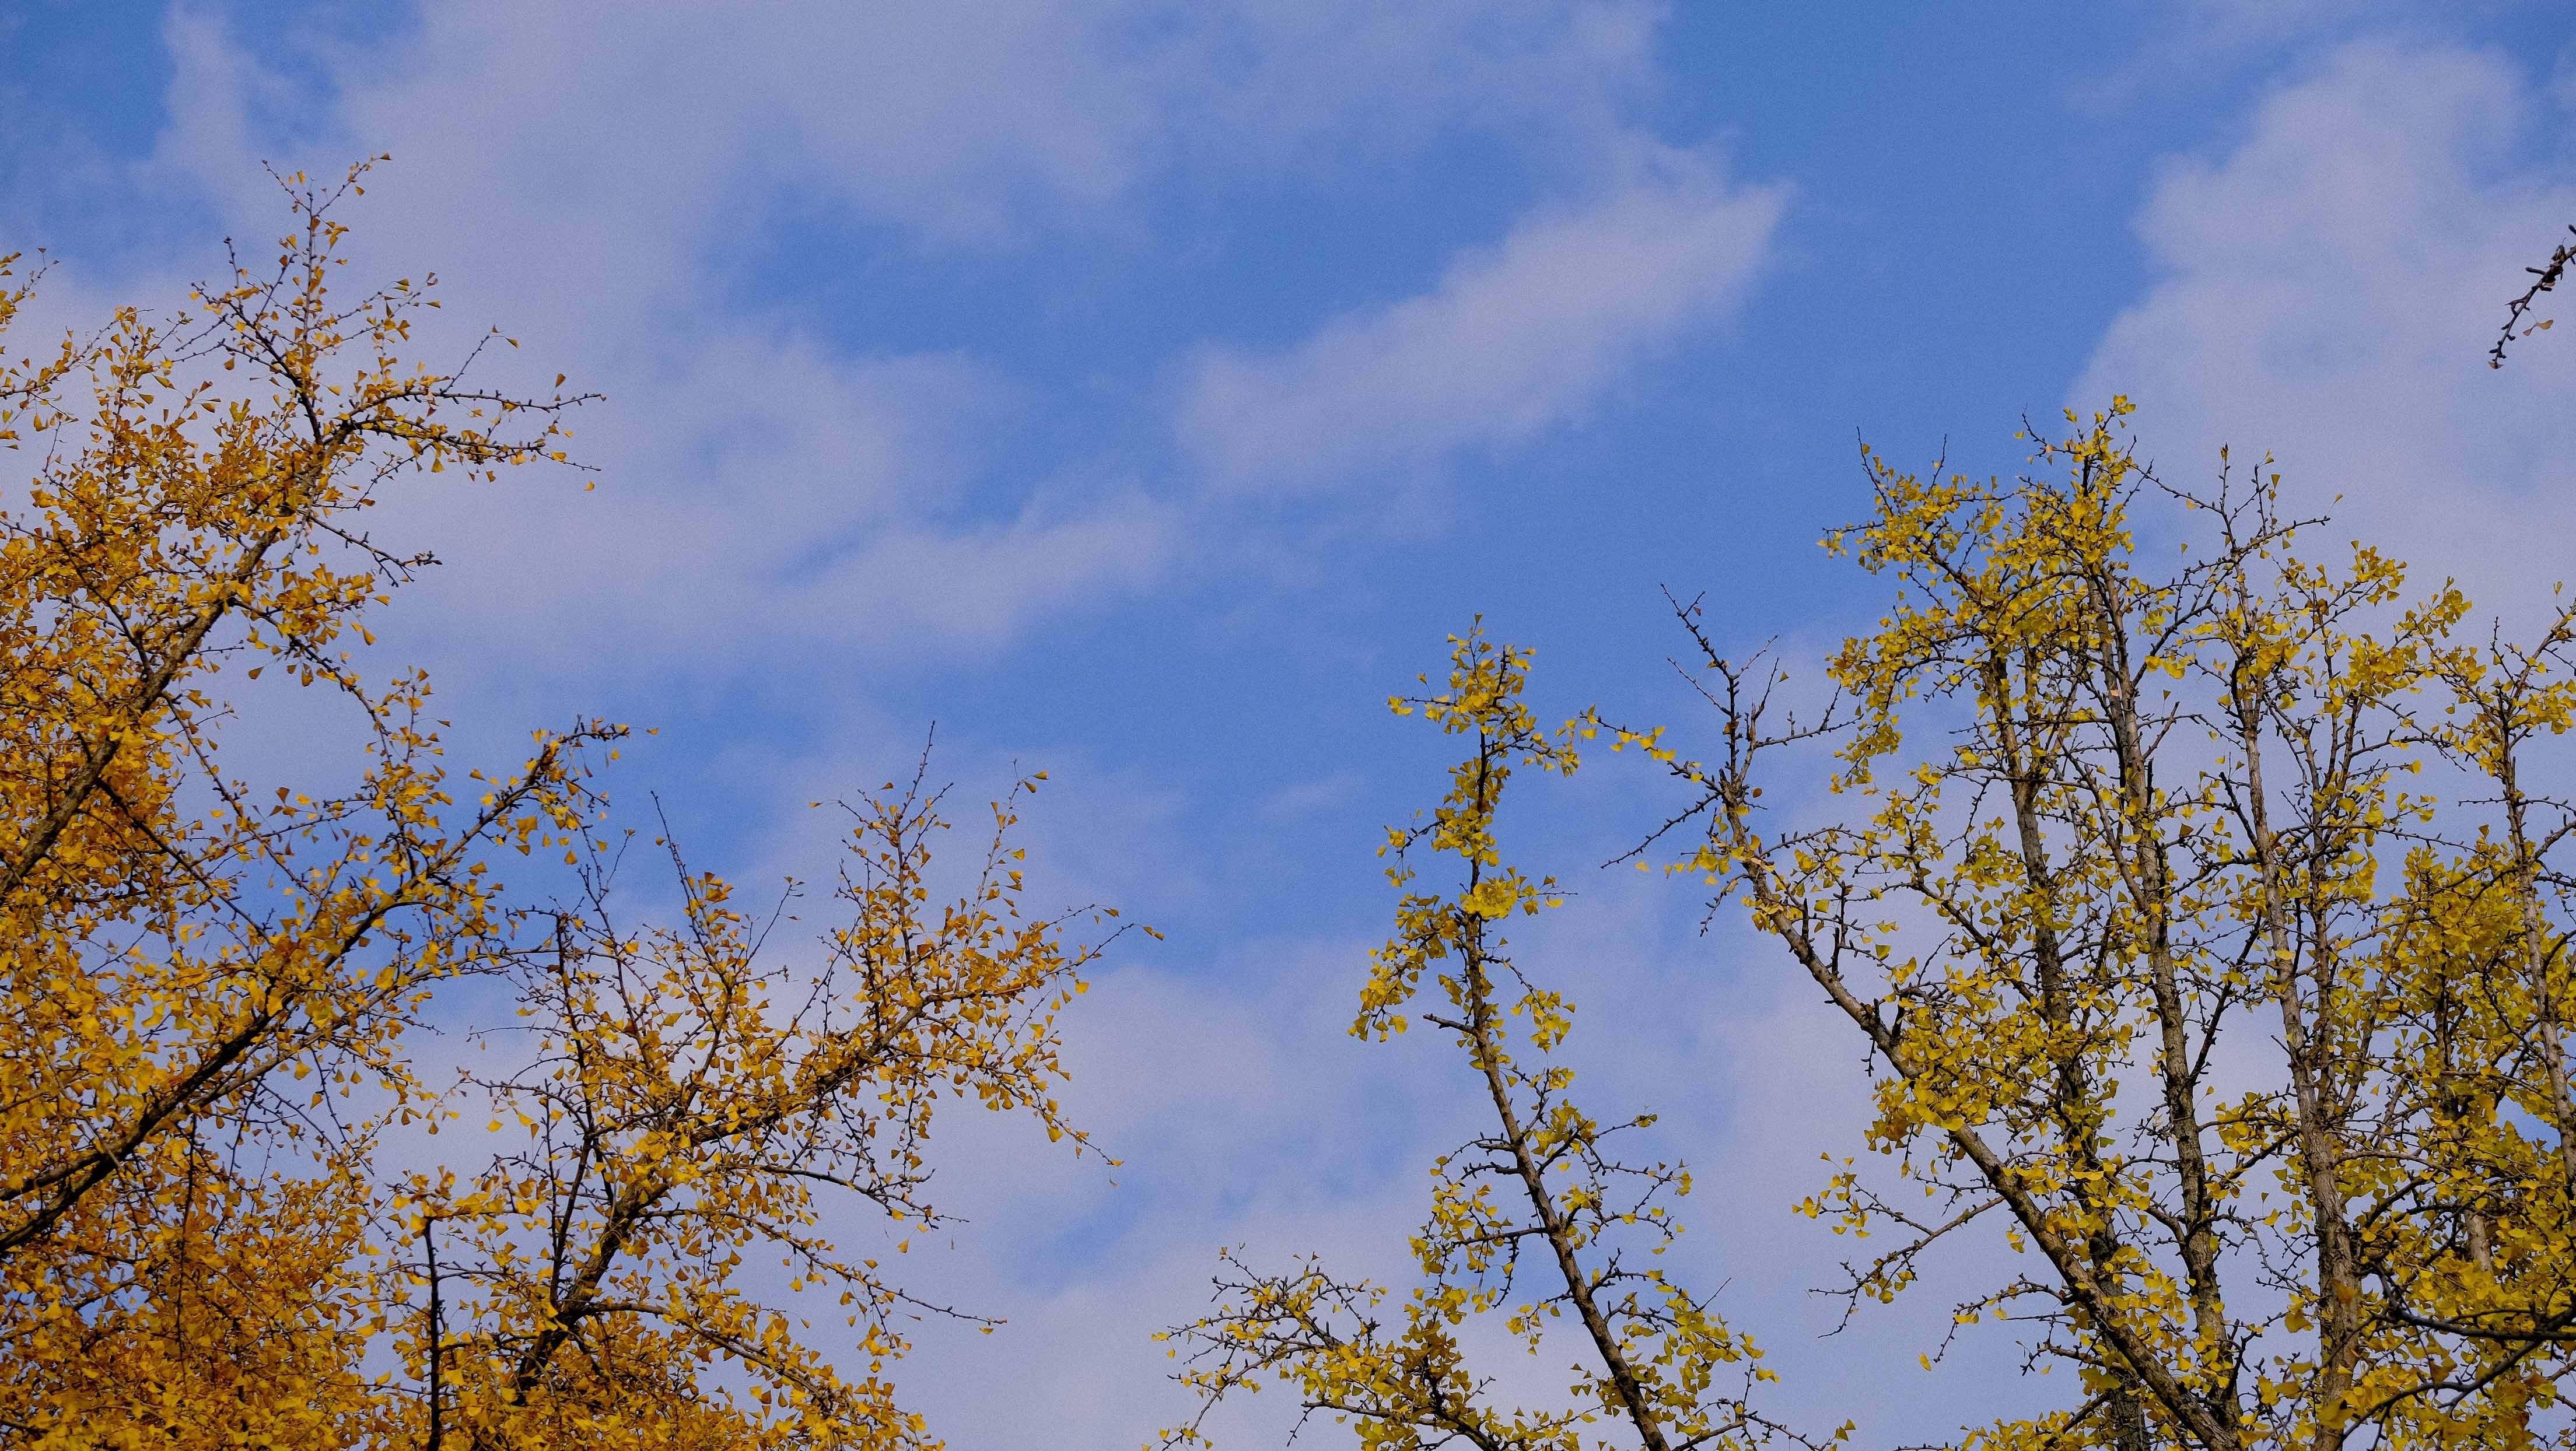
7,166,2572,1451
0,166,1128,1450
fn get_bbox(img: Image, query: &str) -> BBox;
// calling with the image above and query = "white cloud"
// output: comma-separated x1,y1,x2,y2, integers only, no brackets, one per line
62,1,1690,691
744,0,1670,235
1178,146,1786,490
150,0,1665,257
109,6,1210,688
2076,39,2576,629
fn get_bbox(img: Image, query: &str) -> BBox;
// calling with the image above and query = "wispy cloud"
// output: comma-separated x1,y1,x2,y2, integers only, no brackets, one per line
1178,147,1786,491
2077,39,2576,626
68,2,1692,691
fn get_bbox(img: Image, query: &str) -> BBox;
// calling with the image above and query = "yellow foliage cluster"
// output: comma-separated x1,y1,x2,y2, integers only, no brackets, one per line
1158,629,1828,1451
1166,399,2576,1451
1592,404,2576,1450
0,167,1120,1449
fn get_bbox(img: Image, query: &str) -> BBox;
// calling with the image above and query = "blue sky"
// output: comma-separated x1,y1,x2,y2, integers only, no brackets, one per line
6,2,2575,1445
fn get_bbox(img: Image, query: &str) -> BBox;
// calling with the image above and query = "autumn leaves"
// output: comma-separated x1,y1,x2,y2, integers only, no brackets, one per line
1162,402,2576,1451
1159,632,1794,1451
0,171,1125,1449
5,170,2574,1451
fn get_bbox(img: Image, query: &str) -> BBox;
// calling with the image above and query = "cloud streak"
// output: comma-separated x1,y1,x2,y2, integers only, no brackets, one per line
1180,149,1786,490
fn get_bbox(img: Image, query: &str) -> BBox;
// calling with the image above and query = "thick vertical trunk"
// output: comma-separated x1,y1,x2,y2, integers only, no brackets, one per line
2230,654,2359,1451
2497,751,2576,1197
2091,579,2231,1385
1986,651,2153,1451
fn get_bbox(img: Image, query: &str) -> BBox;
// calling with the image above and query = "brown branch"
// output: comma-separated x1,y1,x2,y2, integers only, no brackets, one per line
2490,223,2574,368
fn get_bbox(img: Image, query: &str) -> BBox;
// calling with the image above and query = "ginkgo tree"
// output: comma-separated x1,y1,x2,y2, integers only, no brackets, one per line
0,160,611,1447
401,762,1122,1451
1590,402,2576,1451
0,164,1126,1450
1157,628,1821,1451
